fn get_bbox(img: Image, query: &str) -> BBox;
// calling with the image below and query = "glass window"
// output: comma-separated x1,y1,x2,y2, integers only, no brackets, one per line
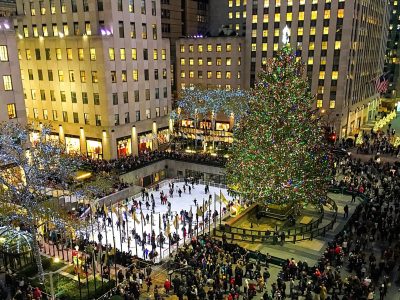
7,104,16,119
3,75,12,90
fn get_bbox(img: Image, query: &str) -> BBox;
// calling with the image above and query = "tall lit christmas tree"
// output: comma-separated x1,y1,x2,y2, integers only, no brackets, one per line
226,46,331,207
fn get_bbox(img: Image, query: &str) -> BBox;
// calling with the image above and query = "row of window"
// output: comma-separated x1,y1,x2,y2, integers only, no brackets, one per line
180,83,237,91
23,68,168,83
180,70,240,80
0,46,9,61
180,57,240,66
28,107,166,126
26,0,156,16
20,21,157,40
26,87,168,104
179,43,240,53
21,47,166,62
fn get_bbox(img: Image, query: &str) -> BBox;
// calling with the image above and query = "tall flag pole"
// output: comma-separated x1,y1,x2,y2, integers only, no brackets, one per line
132,209,139,256
219,190,222,227
159,213,162,260
110,202,117,284
116,203,123,253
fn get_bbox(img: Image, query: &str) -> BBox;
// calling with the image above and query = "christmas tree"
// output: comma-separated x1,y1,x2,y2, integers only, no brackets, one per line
226,46,331,206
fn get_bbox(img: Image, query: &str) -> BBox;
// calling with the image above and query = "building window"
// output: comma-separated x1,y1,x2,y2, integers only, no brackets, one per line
48,70,53,81
67,48,73,60
115,114,120,125
82,92,88,104
118,21,124,38
317,100,323,108
145,89,150,100
95,115,101,126
26,49,32,60
141,0,146,13
60,91,66,102
33,108,39,119
152,24,157,39
62,111,68,122
80,71,86,82
71,92,77,103
153,49,158,60
122,70,127,82
43,109,48,120
329,100,335,109
156,107,160,117
69,70,75,82
94,93,100,105
207,44,212,52
52,110,58,120
84,113,90,125
0,46,8,61
113,93,118,105
125,112,130,124
136,110,140,121
120,48,126,60
56,48,62,60
58,70,64,82
90,48,96,60
142,24,147,39
111,71,117,83
134,90,139,102
78,48,84,60
92,71,98,83
123,91,128,103
40,90,46,100
7,104,16,119
146,109,151,119
73,112,79,123
3,75,13,91
132,69,138,81
132,48,137,60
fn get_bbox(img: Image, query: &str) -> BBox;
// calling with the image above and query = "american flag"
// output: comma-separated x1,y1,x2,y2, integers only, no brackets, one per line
374,74,389,94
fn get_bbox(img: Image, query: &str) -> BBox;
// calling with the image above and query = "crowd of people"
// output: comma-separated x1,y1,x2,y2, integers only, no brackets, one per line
354,125,399,156
82,150,226,174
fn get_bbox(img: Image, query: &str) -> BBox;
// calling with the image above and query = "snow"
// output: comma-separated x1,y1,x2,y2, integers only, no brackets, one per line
87,179,233,262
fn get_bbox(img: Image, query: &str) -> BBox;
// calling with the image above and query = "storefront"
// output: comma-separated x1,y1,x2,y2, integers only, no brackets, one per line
141,169,167,187
138,131,154,153
181,119,195,128
86,138,103,159
117,136,132,157
215,122,230,131
65,135,81,154
157,127,170,145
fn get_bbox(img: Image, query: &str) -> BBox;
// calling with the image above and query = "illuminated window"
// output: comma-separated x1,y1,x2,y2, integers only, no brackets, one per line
274,29,280,36
226,58,231,65
252,15,258,23
0,46,8,61
286,12,292,21
309,42,315,50
308,57,314,65
189,58,194,65
7,104,16,119
237,71,241,79
180,58,185,66
251,43,257,51
298,27,303,35
262,43,267,51
317,100,323,108
264,0,269,7
236,12,240,19
90,48,96,60
228,0,233,7
132,69,138,81
3,75,12,90
332,71,338,80
180,45,185,53
243,11,246,18
310,27,316,35
189,71,194,78
252,30,257,37
216,44,222,52
207,57,212,66
335,41,341,50
324,10,330,19
207,71,212,79
229,12,233,19
273,43,278,51
153,49,157,60
132,48,137,60
299,12,304,20
216,58,222,66
198,45,203,52
321,41,328,50
198,58,203,65
262,30,268,37
189,45,194,52
320,57,327,65
329,100,336,109
109,48,115,60
319,71,325,79
180,71,185,78
311,11,317,20
236,0,240,6
274,13,280,22
226,44,232,52
55,48,62,60
67,48,73,60
323,27,329,35
338,9,344,18
216,71,222,79
226,71,231,79
207,44,212,52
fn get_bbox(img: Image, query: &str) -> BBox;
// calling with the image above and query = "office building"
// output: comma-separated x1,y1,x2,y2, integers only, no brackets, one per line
0,0,26,124
15,0,172,159
180,0,390,138
384,0,400,99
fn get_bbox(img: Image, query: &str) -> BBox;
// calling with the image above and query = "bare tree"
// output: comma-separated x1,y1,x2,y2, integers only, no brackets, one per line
0,122,80,282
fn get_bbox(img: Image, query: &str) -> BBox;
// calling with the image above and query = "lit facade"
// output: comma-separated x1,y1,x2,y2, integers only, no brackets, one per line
15,0,172,159
384,0,400,99
183,0,390,138
0,2,26,124
176,36,245,91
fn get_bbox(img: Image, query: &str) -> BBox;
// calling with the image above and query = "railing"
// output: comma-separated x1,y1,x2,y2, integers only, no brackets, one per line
215,194,338,244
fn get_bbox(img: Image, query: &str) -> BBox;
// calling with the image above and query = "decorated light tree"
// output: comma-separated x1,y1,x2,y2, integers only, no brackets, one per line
226,46,331,207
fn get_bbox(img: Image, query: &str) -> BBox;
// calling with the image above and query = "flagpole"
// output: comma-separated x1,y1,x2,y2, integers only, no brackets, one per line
109,202,117,286
132,209,138,256
159,213,162,261
117,203,123,254
214,193,217,232
126,205,130,254
219,190,222,227
103,204,109,273
89,206,97,294
96,216,104,288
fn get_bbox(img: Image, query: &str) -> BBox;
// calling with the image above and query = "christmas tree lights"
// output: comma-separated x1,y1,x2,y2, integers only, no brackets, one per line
226,46,331,206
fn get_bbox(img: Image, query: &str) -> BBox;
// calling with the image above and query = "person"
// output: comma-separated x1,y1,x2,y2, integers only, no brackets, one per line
344,204,349,218
164,278,171,294
32,287,42,300
13,288,23,300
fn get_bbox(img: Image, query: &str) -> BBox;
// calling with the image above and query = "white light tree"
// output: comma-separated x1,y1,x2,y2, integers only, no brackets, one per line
0,122,80,282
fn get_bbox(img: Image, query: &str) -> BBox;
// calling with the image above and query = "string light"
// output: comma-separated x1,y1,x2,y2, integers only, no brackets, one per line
226,46,331,206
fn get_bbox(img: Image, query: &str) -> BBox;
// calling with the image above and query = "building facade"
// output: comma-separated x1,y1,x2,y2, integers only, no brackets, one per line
0,1,26,124
15,0,172,159
179,0,390,139
384,0,400,99
176,36,245,91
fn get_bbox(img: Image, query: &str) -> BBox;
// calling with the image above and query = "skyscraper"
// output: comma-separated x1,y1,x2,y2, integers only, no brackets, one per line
15,0,172,159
